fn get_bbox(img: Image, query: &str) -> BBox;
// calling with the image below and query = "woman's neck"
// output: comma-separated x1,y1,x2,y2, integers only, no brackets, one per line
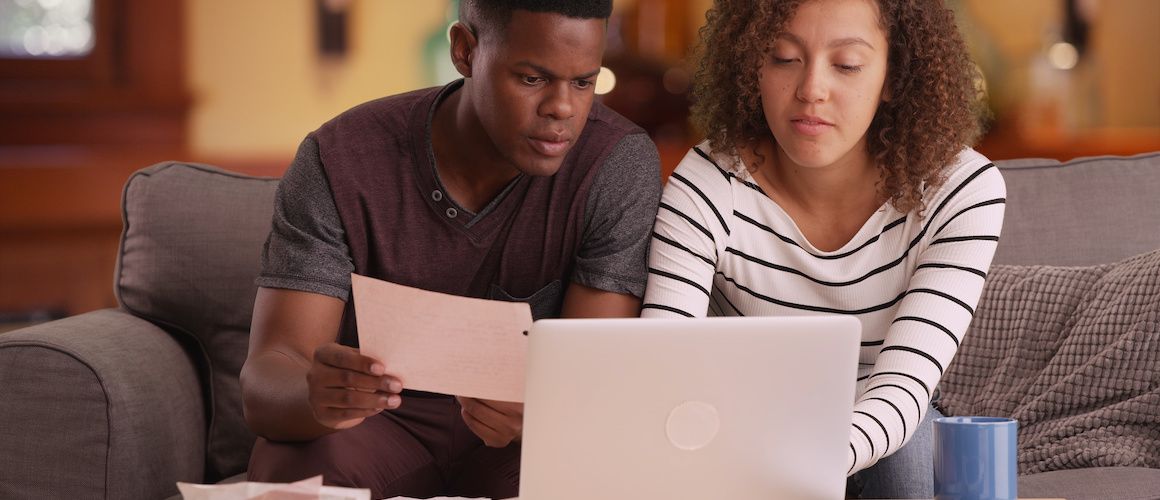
744,138,885,252
747,138,882,216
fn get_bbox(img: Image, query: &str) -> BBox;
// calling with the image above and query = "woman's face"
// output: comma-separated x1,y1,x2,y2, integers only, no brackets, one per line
758,0,889,171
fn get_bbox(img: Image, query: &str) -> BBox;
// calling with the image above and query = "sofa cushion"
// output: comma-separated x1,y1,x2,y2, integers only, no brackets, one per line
0,309,205,499
116,162,279,480
994,152,1160,266
938,249,1160,474
1019,467,1160,500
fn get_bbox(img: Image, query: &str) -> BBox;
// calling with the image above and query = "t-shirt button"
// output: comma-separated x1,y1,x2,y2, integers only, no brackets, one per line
432,190,443,202
445,207,458,218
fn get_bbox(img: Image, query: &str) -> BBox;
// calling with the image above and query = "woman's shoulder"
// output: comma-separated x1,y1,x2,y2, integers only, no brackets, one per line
670,140,758,193
919,147,1007,221
932,147,1007,200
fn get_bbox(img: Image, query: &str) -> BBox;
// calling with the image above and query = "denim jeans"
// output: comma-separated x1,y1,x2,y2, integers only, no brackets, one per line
847,403,945,499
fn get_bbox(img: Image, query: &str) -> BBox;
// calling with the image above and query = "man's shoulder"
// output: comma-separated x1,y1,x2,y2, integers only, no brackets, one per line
317,85,442,136
570,101,655,178
585,100,646,137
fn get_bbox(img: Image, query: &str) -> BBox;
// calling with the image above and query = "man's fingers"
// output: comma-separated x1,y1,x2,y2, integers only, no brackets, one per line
326,407,382,421
473,398,523,417
314,387,400,410
379,376,403,394
309,344,403,394
329,417,368,431
461,407,505,446
314,367,383,391
460,397,517,423
313,344,384,375
458,397,521,447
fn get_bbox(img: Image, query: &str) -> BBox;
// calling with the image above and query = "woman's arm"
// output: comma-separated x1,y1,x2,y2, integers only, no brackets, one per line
642,148,733,318
847,160,1007,474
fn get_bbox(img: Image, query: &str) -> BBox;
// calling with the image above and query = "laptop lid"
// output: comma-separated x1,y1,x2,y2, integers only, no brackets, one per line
519,316,860,500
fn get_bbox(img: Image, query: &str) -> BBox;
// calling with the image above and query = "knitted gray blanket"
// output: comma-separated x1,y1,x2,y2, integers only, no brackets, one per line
938,250,1160,474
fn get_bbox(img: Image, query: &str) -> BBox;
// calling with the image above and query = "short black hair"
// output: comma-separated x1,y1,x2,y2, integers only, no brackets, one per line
460,0,613,42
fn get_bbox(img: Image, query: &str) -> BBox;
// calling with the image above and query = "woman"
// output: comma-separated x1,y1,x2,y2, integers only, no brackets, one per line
641,0,1006,497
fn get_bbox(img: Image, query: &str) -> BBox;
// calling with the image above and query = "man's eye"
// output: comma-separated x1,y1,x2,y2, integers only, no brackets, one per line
522,76,545,85
574,79,593,89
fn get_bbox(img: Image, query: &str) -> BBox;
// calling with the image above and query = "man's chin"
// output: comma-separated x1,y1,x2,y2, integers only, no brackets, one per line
515,156,567,177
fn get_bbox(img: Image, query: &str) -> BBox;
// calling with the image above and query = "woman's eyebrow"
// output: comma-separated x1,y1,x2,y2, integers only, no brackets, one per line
777,32,875,50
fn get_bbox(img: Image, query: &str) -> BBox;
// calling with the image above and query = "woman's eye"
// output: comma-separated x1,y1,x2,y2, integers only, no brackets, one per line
836,64,863,73
772,57,797,65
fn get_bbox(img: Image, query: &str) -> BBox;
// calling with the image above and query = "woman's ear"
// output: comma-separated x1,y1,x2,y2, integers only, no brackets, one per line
449,22,478,78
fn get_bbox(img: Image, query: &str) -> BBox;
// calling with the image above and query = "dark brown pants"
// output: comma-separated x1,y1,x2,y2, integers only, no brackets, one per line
248,395,520,499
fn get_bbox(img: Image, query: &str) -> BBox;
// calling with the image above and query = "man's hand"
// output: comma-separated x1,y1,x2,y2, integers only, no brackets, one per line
451,283,635,448
307,343,404,430
456,396,524,447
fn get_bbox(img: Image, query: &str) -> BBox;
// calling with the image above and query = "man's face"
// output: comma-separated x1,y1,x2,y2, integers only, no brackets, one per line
468,10,606,177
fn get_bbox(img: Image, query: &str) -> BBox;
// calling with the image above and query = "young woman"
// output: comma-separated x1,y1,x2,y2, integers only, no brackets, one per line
641,0,1006,497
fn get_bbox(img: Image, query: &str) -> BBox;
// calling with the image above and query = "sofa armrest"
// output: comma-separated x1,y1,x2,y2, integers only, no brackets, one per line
0,308,206,500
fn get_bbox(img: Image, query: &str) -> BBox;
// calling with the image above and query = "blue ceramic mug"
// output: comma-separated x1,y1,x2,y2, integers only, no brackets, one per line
933,416,1018,500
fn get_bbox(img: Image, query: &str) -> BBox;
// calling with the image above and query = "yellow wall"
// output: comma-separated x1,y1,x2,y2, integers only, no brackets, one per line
187,0,1157,158
1094,0,1160,127
953,0,1158,131
187,1,450,158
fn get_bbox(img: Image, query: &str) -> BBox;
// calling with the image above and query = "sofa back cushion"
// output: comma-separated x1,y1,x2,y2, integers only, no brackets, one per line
116,162,279,480
939,249,1160,474
994,152,1160,266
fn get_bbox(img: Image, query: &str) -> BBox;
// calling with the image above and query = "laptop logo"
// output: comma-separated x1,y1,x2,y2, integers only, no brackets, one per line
665,401,720,451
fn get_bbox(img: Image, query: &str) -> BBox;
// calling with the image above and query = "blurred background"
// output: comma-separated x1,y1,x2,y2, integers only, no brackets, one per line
1,0,1158,329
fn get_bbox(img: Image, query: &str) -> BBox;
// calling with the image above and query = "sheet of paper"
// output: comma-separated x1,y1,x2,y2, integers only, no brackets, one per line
177,475,370,500
387,497,517,500
352,274,533,403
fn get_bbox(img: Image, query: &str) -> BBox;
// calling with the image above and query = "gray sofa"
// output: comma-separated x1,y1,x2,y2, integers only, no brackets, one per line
1,153,1159,499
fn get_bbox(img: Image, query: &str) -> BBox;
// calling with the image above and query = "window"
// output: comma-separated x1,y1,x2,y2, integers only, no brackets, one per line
0,0,187,148
0,0,96,58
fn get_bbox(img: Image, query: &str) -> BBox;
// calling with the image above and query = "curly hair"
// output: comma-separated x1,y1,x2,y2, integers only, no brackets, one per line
691,0,984,214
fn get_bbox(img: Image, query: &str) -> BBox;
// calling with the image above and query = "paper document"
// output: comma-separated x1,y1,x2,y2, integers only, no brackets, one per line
388,497,516,499
352,274,533,402
177,475,369,500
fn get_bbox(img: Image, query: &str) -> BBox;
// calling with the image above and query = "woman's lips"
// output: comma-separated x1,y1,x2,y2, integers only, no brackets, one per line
790,116,834,136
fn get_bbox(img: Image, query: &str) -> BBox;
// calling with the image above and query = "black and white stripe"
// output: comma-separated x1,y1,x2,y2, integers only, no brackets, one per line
643,143,1006,475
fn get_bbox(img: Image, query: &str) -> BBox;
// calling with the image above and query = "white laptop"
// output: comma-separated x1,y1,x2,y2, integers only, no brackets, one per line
519,316,860,500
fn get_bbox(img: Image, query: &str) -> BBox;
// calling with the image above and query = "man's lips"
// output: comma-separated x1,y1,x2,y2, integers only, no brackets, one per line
528,135,571,157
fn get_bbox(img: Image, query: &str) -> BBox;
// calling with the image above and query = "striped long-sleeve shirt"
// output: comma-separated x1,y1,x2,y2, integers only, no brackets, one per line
641,142,1006,475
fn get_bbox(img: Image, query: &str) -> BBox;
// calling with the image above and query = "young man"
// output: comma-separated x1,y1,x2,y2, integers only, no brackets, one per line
239,0,659,498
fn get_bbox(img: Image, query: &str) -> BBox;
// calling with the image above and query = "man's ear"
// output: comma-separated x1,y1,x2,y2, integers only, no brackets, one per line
449,21,478,78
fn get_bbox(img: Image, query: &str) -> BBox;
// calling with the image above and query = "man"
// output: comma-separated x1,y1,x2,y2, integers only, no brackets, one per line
240,0,660,498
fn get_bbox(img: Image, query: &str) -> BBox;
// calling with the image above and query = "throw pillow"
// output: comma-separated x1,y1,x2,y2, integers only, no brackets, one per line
117,162,279,480
938,249,1160,474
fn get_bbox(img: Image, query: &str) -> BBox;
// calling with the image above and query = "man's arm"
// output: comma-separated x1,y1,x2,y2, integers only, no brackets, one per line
456,282,639,447
240,287,402,441
458,133,659,446
559,282,642,318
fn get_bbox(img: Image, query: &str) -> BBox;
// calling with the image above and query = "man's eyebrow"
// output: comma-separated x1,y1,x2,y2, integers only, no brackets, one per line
777,32,875,50
515,61,601,80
